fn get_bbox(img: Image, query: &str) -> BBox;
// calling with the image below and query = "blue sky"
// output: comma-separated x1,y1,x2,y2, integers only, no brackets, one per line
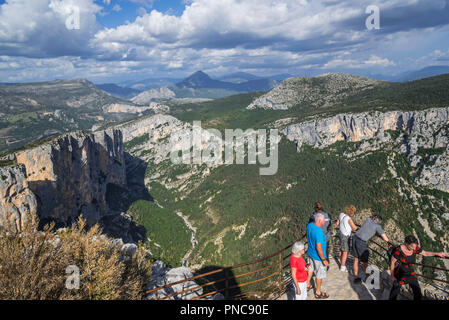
95,0,187,28
0,0,448,83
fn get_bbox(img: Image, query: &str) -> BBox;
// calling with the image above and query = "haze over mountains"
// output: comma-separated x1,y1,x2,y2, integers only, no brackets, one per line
96,83,141,100
94,65,449,101
96,71,284,100
2,69,449,155
168,71,278,98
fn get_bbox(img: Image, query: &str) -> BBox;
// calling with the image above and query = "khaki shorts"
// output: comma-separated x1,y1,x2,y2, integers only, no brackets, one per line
340,233,351,252
307,257,327,279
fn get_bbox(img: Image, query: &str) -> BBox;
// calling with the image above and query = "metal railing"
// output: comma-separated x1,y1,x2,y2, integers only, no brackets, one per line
145,234,307,300
367,236,449,286
145,221,449,300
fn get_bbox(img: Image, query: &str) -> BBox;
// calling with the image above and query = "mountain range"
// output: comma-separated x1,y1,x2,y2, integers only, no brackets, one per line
131,71,279,103
96,83,142,100
0,79,150,153
97,66,449,102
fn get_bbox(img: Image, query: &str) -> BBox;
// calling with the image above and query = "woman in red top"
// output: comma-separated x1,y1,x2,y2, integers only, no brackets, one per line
290,241,308,300
389,235,448,300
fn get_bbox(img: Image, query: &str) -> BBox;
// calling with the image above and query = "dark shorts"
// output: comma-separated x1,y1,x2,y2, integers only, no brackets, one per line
351,236,369,263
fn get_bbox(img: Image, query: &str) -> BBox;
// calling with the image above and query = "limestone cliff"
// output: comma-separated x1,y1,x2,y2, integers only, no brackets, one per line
11,129,126,227
0,164,37,230
282,107,449,192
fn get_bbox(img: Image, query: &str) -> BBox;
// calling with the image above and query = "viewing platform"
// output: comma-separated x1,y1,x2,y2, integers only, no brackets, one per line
146,230,449,301
278,255,390,300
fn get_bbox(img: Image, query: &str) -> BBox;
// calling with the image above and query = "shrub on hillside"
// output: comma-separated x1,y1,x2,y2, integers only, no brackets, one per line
0,214,151,300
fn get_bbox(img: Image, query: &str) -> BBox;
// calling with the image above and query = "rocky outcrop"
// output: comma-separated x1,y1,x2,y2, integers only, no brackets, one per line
117,113,183,137
282,107,449,192
247,73,386,110
13,129,126,227
1,129,146,242
0,164,38,230
283,108,448,149
111,113,237,206
102,103,152,115
148,102,170,114
131,87,176,105
145,261,224,300
115,114,190,164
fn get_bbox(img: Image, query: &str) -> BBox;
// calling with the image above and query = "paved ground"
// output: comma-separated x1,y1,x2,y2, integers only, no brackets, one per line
278,254,391,300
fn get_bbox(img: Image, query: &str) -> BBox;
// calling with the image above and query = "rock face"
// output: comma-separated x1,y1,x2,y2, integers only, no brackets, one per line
247,73,386,110
116,113,227,195
13,129,127,226
148,102,170,114
282,107,449,192
0,164,38,230
116,114,194,167
131,87,176,105
102,103,152,115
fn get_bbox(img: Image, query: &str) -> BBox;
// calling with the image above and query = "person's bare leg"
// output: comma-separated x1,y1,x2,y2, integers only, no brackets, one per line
341,251,348,267
354,258,359,277
307,271,313,288
315,278,322,295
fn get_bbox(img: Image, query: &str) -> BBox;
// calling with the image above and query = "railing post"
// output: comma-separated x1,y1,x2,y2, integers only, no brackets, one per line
224,268,229,300
278,252,283,294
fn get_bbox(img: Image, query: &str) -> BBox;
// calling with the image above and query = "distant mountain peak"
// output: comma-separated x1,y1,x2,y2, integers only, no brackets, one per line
186,71,212,81
192,70,208,75
176,71,216,89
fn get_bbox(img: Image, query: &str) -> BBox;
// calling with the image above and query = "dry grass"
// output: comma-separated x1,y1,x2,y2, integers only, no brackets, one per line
0,214,151,300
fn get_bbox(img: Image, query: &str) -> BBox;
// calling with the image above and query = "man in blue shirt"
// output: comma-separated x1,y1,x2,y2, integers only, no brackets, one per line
308,201,332,258
306,214,329,299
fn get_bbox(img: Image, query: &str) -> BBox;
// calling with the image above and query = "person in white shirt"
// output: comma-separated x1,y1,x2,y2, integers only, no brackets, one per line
336,205,358,272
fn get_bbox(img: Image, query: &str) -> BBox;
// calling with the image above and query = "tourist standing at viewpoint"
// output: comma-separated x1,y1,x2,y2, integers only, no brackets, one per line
389,235,448,300
306,214,329,299
290,241,308,300
352,214,389,283
309,202,332,257
336,205,358,272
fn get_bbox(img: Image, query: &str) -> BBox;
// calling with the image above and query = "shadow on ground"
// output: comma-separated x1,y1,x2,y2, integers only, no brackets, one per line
194,266,242,300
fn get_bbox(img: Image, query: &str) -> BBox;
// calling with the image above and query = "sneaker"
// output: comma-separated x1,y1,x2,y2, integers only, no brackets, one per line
353,277,362,284
340,266,348,272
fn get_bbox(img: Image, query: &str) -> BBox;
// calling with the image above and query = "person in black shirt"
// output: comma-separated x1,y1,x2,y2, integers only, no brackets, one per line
389,235,448,300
